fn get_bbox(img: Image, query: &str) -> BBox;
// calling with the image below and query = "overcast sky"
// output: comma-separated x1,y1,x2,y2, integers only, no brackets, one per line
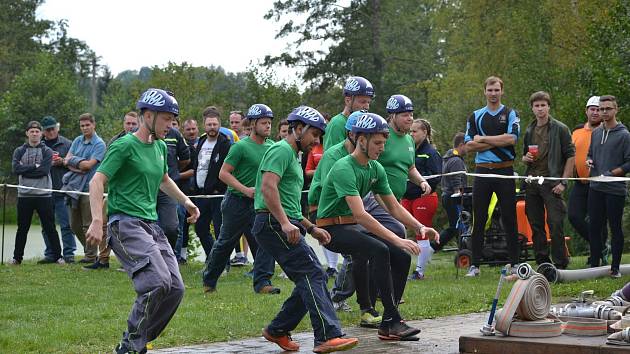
37,0,298,80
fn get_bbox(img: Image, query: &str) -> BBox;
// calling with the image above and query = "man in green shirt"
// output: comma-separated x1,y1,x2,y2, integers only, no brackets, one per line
323,76,374,150
253,106,358,353
202,104,278,294
317,112,438,341
85,89,200,354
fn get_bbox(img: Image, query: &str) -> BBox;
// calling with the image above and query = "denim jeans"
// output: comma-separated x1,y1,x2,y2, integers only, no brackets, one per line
175,204,189,260
193,196,223,257
157,191,179,251
43,193,77,259
202,192,275,292
252,212,343,346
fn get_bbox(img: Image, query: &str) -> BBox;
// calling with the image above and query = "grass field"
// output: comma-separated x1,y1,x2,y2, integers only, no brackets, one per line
0,251,626,353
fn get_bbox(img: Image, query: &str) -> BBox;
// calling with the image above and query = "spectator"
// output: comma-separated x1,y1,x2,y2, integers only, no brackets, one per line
229,110,247,138
433,133,468,252
323,76,374,150
40,115,76,263
586,95,630,277
109,112,139,144
62,113,107,267
192,106,231,257
175,118,200,263
10,121,63,265
464,76,520,277
522,91,575,269
276,119,289,141
569,96,609,265
172,118,180,129
402,118,442,280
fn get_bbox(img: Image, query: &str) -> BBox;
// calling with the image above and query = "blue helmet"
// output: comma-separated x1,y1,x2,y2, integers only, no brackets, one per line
136,88,179,117
246,103,274,120
343,76,375,97
386,94,414,113
345,110,367,131
287,106,327,134
351,112,390,135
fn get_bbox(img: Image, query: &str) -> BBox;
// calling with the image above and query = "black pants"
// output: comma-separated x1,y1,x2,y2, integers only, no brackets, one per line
434,194,461,252
525,182,568,267
471,166,518,266
323,224,410,321
568,182,608,260
15,196,61,261
588,189,625,271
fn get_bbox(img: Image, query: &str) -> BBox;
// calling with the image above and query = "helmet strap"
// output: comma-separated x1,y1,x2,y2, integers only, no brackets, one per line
141,111,158,143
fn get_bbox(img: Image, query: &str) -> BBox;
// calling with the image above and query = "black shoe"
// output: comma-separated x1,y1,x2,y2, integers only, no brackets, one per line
64,257,75,264
114,342,147,354
83,261,109,270
37,257,58,264
378,320,421,340
78,258,95,264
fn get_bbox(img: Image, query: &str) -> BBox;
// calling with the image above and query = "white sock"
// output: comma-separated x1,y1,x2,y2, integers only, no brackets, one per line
180,247,187,260
323,247,339,269
415,240,434,274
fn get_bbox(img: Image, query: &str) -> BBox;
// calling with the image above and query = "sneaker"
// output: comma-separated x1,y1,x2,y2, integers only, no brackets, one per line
114,342,147,354
257,285,281,294
83,261,109,270
230,255,247,267
378,320,421,340
262,327,299,351
333,300,352,312
610,269,622,278
313,337,358,353
465,265,480,277
63,256,75,264
360,308,382,328
408,271,425,280
9,258,21,265
326,267,338,279
203,285,216,293
56,258,66,265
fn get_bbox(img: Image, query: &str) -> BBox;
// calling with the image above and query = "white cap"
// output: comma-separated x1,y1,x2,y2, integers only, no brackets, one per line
586,96,600,107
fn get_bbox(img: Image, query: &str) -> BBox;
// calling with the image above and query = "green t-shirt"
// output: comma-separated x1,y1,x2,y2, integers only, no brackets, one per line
307,140,350,206
254,140,304,220
97,133,167,220
377,128,415,200
317,155,392,219
224,136,274,197
323,112,347,150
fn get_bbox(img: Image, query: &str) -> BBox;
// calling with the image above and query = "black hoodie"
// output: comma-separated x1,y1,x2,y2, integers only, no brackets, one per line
587,122,630,196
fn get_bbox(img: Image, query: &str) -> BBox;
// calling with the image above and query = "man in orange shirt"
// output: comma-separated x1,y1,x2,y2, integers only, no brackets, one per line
568,96,607,265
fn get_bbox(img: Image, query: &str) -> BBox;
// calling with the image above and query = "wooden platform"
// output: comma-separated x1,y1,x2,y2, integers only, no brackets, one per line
460,333,629,354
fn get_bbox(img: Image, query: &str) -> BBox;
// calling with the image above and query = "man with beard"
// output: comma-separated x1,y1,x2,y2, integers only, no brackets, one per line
192,106,231,257
202,104,278,294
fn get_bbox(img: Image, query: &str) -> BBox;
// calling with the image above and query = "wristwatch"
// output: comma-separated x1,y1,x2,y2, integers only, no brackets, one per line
560,180,568,187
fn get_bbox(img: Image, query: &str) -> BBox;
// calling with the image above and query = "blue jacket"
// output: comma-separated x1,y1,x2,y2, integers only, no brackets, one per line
403,140,441,199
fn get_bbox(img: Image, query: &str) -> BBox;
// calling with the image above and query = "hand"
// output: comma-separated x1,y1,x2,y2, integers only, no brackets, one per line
310,227,331,245
282,222,301,244
184,199,200,223
420,181,432,196
396,238,420,255
473,135,485,143
244,187,255,199
86,219,103,246
522,152,534,163
551,183,565,195
52,158,63,166
585,159,594,168
417,225,440,244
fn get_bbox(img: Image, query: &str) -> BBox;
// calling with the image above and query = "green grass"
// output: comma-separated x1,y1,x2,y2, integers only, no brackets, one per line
0,252,626,353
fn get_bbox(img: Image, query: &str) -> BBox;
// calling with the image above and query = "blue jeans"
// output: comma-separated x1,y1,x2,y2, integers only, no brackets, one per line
157,192,179,251
43,193,76,259
194,196,223,257
252,213,343,346
202,192,275,292
175,204,189,260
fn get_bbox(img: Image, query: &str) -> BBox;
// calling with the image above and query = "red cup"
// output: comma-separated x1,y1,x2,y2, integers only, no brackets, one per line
52,151,60,159
528,145,538,159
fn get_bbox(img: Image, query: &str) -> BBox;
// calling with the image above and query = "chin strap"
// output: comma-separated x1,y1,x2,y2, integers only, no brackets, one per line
293,124,312,152
142,111,159,142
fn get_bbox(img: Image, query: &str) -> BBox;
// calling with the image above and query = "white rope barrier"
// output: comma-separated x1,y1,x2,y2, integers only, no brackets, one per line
0,171,628,199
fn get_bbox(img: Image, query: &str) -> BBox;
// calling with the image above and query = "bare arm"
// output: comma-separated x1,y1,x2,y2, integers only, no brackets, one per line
408,165,431,195
77,158,99,172
179,169,194,180
219,162,254,198
85,172,108,246
474,134,516,147
262,171,301,244
465,140,494,152
178,159,190,171
346,195,419,255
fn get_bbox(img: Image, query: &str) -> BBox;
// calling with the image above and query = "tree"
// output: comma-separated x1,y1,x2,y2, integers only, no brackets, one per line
0,53,87,176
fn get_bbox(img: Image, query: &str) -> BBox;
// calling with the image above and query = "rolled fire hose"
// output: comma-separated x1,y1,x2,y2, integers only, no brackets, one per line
495,270,562,337
537,263,630,284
